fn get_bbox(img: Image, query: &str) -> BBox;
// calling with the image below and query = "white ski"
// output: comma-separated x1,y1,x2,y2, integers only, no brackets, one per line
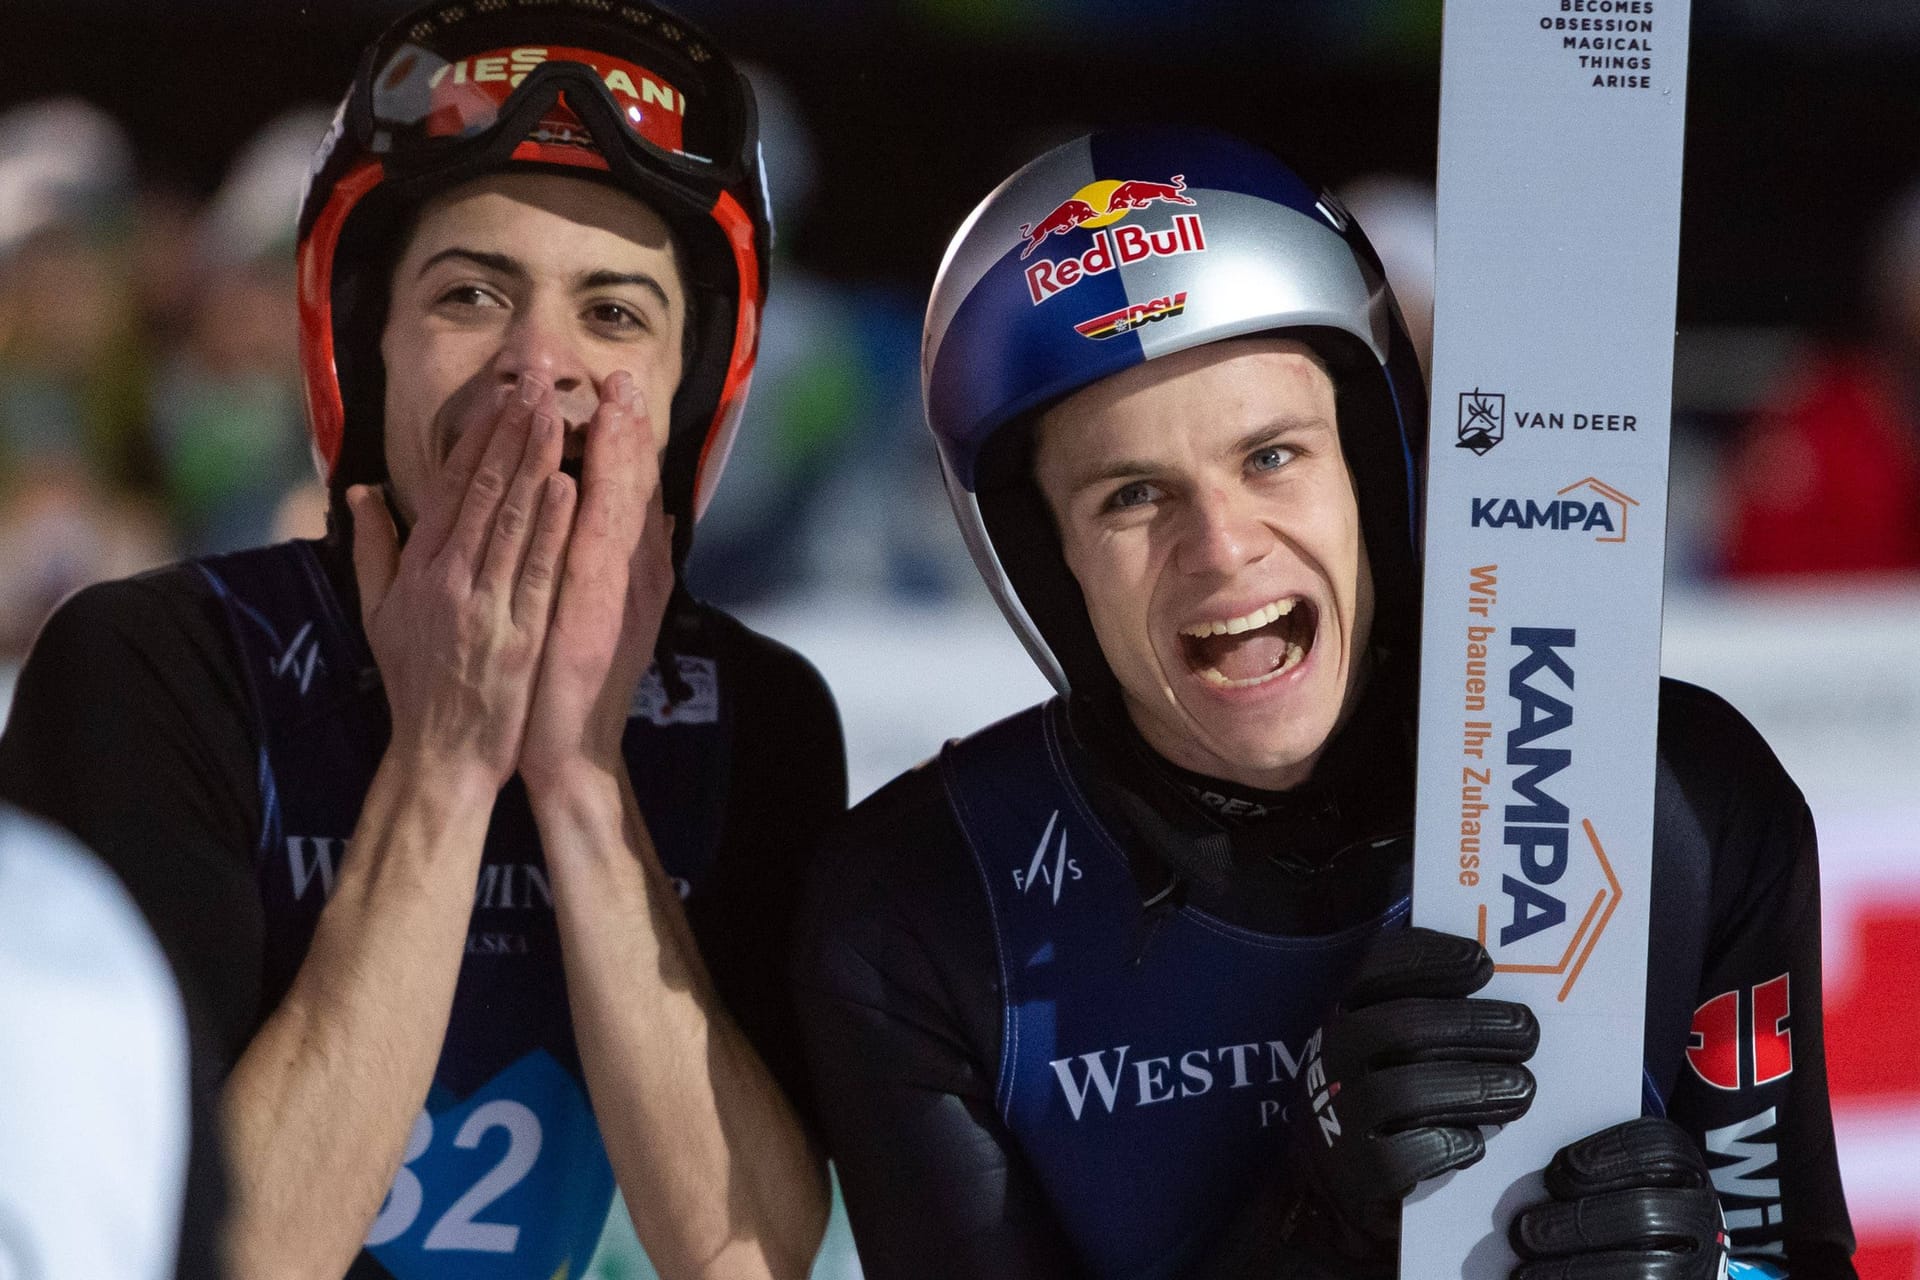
1406,3,1693,1275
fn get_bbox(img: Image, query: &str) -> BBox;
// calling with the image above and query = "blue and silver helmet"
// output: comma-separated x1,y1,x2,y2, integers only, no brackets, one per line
922,127,1428,695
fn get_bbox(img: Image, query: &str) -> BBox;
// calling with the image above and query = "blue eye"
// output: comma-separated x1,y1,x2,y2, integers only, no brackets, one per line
1250,445,1294,473
1108,480,1158,510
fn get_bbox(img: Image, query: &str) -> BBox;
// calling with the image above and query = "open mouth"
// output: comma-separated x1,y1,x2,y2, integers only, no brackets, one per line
1177,596,1318,690
559,424,587,484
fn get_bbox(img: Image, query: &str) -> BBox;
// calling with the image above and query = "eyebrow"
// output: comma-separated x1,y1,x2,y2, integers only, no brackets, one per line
417,247,671,311
1225,415,1333,458
1065,414,1333,493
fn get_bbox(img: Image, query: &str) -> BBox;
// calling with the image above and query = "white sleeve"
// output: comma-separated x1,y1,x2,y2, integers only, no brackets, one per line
0,807,190,1280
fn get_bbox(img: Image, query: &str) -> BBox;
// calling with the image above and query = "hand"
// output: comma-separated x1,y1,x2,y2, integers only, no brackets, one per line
1284,927,1539,1257
518,370,675,794
350,378,575,789
1509,1117,1728,1280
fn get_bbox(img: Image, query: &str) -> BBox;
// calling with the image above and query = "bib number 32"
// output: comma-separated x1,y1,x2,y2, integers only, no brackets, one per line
360,1050,616,1279
366,1101,541,1251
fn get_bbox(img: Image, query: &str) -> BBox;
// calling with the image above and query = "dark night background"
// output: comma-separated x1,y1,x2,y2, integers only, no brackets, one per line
7,0,1918,336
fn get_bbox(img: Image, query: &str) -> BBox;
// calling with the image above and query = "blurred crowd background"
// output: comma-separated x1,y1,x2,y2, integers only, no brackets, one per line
4,0,1919,658
2,0,1917,1277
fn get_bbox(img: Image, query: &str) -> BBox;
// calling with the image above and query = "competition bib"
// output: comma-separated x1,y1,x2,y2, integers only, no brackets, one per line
366,1050,614,1280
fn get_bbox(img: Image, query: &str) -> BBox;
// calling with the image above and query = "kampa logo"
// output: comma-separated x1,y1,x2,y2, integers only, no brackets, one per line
1019,175,1206,305
1075,291,1188,340
1012,809,1081,904
1458,388,1505,455
1470,477,1639,543
1473,627,1624,1003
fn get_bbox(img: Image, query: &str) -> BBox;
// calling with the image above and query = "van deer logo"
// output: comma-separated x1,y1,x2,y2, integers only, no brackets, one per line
1458,389,1505,454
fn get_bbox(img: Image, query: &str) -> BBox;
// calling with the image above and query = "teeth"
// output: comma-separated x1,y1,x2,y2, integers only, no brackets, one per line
1181,597,1295,639
1196,642,1306,689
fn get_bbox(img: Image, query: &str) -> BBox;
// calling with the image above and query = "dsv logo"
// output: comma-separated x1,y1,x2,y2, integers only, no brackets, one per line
1012,809,1081,904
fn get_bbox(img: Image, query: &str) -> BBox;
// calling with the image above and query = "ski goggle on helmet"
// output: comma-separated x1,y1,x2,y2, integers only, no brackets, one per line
922,128,1427,695
298,0,770,537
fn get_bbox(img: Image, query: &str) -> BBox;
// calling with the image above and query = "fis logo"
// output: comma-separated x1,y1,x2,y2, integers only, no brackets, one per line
1471,477,1639,543
269,621,325,696
1075,292,1188,340
1012,809,1081,904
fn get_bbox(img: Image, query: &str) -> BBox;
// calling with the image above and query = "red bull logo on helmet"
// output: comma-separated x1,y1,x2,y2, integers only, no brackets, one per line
1018,176,1207,306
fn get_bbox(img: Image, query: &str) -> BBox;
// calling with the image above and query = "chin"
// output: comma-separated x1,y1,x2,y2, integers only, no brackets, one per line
1193,715,1332,789
1155,648,1353,789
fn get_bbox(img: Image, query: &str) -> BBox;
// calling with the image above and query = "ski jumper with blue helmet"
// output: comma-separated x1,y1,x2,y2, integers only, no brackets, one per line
794,125,1857,1280
920,127,1427,697
910,127,1430,1274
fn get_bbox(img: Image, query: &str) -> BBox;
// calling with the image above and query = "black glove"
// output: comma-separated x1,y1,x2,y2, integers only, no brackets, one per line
1283,926,1540,1258
1509,1117,1728,1280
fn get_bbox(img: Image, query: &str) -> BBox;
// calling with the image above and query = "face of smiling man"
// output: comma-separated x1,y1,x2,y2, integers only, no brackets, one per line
379,170,688,523
1033,336,1375,792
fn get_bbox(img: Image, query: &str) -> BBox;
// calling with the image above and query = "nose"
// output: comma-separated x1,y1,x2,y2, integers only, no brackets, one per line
1175,484,1274,577
490,299,591,405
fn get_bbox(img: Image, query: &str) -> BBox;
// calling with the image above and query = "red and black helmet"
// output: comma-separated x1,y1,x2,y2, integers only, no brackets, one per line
297,0,770,550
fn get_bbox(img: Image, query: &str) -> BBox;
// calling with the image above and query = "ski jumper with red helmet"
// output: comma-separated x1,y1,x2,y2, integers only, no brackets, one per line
267,4,767,1275
298,0,771,558
919,128,1429,1276
193,532,739,1279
